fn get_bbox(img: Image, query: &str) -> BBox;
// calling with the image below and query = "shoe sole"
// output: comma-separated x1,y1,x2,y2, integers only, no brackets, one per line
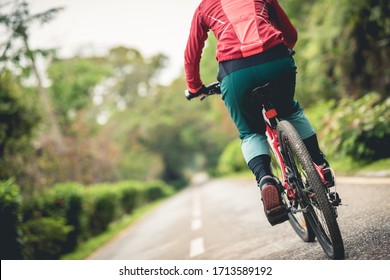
261,185,281,211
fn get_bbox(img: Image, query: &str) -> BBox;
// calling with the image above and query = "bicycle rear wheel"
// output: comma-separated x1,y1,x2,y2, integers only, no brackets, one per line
269,148,315,242
277,120,345,259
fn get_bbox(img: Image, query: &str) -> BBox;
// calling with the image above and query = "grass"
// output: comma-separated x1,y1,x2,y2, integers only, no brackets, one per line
330,157,390,176
358,158,390,174
61,199,164,260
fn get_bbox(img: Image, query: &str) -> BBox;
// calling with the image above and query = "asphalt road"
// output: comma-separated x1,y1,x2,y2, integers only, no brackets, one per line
89,175,390,260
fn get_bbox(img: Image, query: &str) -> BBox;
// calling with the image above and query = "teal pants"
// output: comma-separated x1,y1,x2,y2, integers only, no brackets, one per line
220,56,316,163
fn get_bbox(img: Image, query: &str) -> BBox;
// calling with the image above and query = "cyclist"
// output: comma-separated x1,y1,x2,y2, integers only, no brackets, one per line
184,0,333,225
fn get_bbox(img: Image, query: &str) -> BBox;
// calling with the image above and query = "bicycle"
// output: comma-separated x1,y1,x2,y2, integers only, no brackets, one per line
185,82,345,260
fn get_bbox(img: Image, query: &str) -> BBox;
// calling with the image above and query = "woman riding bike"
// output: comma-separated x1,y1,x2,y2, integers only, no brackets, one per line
184,0,334,225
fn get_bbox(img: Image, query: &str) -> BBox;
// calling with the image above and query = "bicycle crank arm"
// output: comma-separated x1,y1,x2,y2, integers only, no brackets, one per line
290,206,309,214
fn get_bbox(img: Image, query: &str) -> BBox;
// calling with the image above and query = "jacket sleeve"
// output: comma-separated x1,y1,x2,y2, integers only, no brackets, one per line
184,7,209,93
270,0,297,50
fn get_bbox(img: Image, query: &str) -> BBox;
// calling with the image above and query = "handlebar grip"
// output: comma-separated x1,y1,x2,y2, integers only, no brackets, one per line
185,83,221,101
185,89,198,101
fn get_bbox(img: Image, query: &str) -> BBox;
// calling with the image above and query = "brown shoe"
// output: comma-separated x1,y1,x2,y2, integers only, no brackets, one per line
259,176,289,226
261,184,281,211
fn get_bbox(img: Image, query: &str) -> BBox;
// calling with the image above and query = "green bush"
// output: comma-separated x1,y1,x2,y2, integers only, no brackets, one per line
18,179,176,259
307,93,390,162
84,184,120,236
22,192,45,222
144,180,174,202
0,180,23,259
338,94,390,161
22,182,85,254
217,139,247,175
116,181,143,214
21,217,73,260
50,183,84,253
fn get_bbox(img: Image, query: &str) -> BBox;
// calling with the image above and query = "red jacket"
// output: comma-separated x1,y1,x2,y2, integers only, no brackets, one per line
184,0,297,92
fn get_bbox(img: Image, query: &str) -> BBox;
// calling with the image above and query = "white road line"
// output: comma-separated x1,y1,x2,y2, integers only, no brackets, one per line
191,218,203,231
190,188,205,258
192,206,202,218
192,189,202,219
189,237,205,258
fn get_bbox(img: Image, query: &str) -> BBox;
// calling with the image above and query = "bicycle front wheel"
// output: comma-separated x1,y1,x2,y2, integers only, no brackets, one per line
277,120,345,259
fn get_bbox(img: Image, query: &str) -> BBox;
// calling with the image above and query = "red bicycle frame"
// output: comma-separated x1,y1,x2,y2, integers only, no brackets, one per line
263,106,328,203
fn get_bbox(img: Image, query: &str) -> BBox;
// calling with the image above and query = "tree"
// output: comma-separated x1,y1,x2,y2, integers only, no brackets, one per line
0,0,65,151
284,0,390,104
133,75,234,187
106,46,168,108
47,57,111,127
0,71,40,186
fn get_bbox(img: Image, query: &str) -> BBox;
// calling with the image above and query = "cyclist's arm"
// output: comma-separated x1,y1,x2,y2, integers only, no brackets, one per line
269,0,297,50
184,6,209,93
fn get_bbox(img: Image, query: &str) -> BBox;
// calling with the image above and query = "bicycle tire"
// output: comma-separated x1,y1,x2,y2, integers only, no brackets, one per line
277,120,345,259
269,147,315,242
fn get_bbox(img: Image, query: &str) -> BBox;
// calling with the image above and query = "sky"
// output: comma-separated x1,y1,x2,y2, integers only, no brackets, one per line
27,0,201,84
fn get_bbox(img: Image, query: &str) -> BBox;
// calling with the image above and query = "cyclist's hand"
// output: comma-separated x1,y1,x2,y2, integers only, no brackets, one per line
185,84,208,100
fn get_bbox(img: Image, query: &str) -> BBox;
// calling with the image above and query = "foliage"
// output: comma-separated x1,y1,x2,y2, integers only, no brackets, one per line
136,77,234,187
306,93,390,162
0,71,40,188
144,180,174,202
284,0,390,105
4,178,174,259
61,200,163,260
84,184,121,236
106,46,168,107
116,147,164,181
0,179,23,259
38,47,169,187
47,58,111,125
22,182,85,253
21,217,73,260
217,139,247,175
116,181,143,214
0,0,63,70
1,0,67,168
48,183,84,252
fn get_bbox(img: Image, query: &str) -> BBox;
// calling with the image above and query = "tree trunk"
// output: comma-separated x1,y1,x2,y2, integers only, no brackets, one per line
23,35,66,153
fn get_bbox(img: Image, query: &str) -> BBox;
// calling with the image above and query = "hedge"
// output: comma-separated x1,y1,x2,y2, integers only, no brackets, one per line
84,183,121,236
21,217,73,260
0,179,174,259
0,180,23,259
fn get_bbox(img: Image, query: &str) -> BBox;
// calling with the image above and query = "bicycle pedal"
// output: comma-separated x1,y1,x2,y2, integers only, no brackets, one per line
329,192,341,206
266,206,289,226
266,205,285,215
323,167,336,188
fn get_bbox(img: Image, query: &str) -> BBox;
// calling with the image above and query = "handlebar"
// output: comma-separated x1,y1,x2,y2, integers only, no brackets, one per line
185,82,221,101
